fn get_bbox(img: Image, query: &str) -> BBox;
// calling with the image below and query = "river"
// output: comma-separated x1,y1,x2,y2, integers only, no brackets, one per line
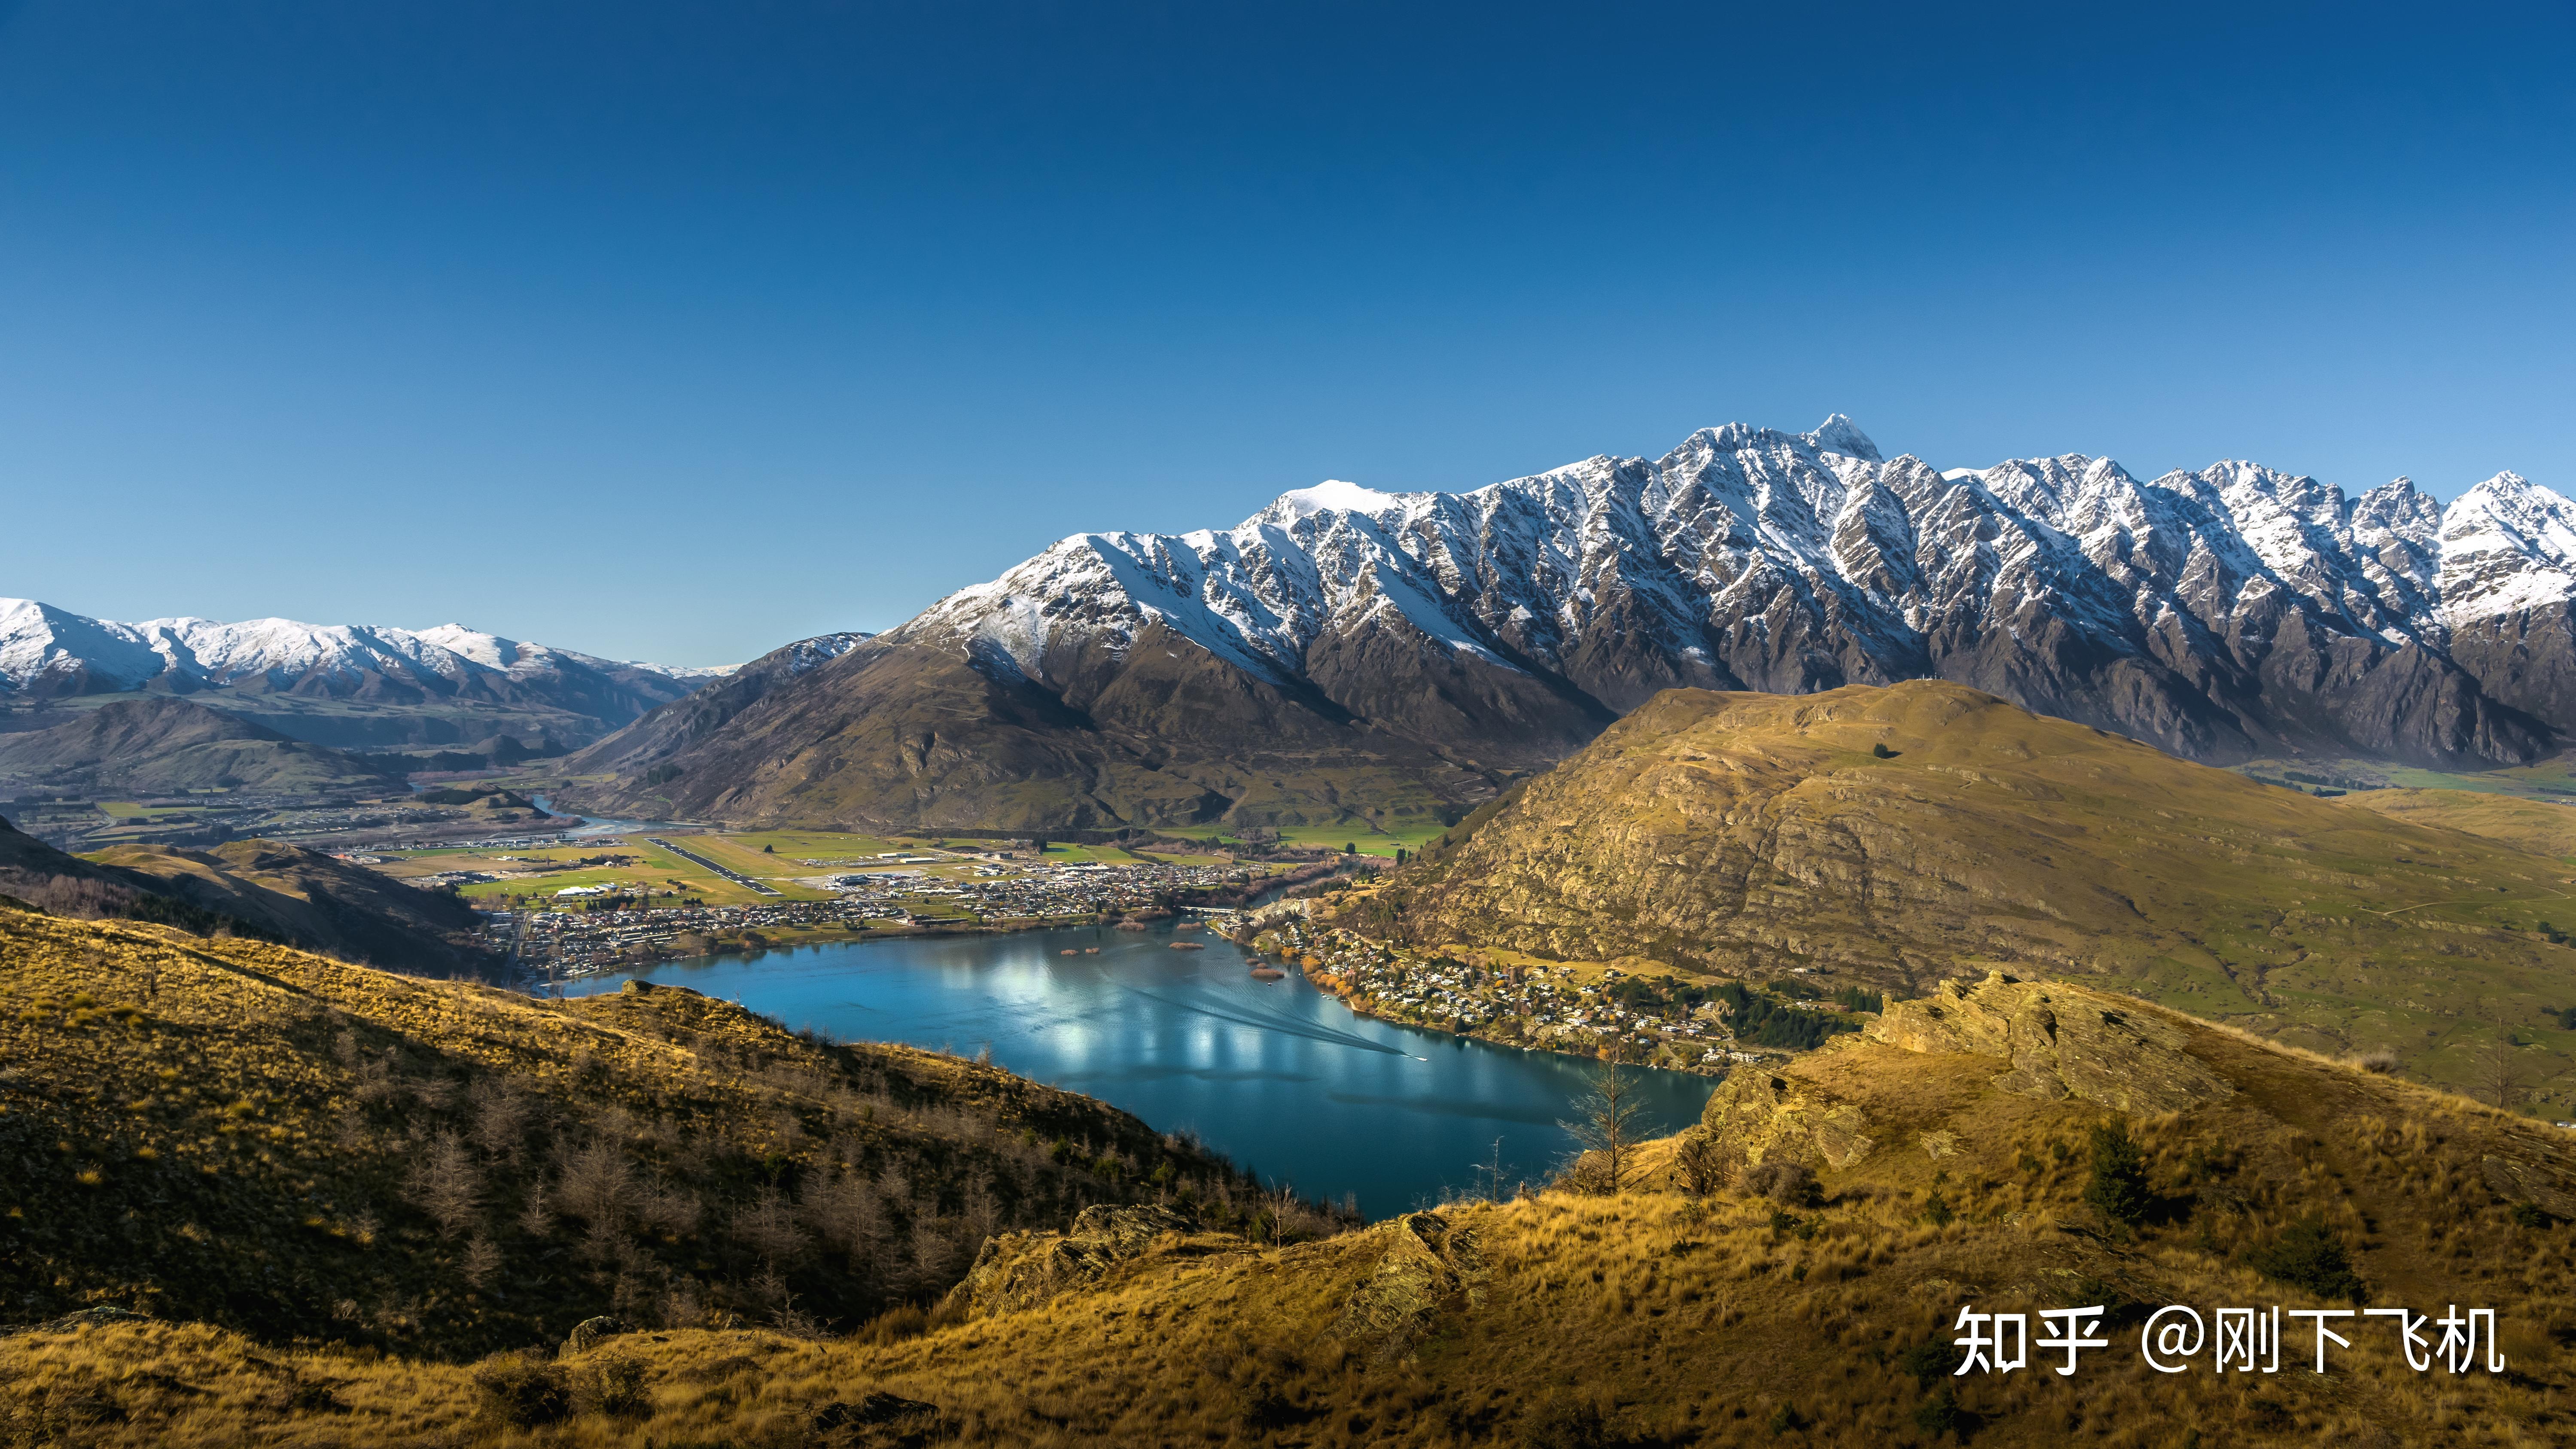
562,919,1716,1217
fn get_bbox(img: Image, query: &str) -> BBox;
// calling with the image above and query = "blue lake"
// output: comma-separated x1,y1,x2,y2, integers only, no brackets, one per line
562,920,1716,1217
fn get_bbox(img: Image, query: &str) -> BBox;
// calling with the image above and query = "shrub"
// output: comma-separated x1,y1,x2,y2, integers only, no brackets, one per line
572,1355,649,1417
1519,1392,1608,1449
2512,1201,2556,1229
1742,1158,1818,1208
470,1353,570,1428
1671,1128,1730,1199
2243,1214,2366,1303
1896,1339,1955,1388
2350,1047,2400,1074
2084,1123,2149,1224
2069,1273,2150,1327
1912,1386,1961,1435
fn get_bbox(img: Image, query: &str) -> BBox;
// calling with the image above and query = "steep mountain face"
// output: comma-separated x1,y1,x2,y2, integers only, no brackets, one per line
564,630,870,776
0,600,729,748
1364,680,2576,1077
575,416,2576,830
0,696,404,794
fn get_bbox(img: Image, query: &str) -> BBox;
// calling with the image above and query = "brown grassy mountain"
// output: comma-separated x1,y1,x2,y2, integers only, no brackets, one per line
85,839,500,977
0,695,401,795
0,815,497,978
558,632,1512,833
1366,679,2576,1100
0,909,1277,1365
10,971,2572,1446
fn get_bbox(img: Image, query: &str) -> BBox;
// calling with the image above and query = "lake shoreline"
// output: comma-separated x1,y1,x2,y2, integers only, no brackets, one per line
550,921,1717,1216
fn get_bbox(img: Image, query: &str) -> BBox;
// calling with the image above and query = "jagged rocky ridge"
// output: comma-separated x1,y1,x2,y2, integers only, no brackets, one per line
579,417,2576,829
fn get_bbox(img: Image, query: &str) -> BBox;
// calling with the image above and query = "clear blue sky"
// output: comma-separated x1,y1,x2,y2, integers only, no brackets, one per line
2,1,2570,665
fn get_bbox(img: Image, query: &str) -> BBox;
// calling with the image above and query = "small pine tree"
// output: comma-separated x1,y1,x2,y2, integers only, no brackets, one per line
2085,1122,2150,1224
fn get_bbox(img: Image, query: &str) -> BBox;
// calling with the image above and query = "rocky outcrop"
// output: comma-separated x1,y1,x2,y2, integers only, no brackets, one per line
1330,1212,1486,1363
560,1315,628,1356
1868,972,2235,1114
1696,974,2236,1180
1697,1071,1878,1170
2481,1154,2576,1222
952,1204,1196,1318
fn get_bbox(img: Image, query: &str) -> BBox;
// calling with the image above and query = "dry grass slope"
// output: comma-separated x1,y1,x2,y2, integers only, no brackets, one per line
2332,787,2576,861
9,974,2575,1446
0,908,1263,1364
1374,680,2576,1100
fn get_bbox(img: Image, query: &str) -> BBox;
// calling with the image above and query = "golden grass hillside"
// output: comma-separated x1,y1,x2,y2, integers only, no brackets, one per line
2332,787,2576,861
0,907,1286,1362
10,972,2574,1447
84,838,499,977
1362,680,2576,1101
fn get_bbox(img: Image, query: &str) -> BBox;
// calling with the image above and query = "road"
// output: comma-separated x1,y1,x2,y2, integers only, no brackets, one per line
647,836,783,897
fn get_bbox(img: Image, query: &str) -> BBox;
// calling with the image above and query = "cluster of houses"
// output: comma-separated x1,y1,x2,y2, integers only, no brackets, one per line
1258,914,1844,1075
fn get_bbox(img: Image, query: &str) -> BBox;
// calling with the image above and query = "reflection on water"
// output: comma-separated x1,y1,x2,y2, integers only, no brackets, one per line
564,922,1716,1217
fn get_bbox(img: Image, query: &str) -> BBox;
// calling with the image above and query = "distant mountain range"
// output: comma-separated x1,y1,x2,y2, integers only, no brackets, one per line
0,600,736,751
564,416,2576,832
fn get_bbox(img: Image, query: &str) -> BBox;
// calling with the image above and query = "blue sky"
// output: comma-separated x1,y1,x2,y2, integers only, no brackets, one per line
2,1,2570,665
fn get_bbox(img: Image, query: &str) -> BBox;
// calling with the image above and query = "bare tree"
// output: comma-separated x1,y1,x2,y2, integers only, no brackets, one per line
517,1183,555,1238
1559,1063,1650,1195
558,1139,638,1229
734,1187,808,1265
469,1081,532,1160
403,1131,484,1239
2473,1045,2543,1111
1264,1179,1303,1247
459,1236,503,1289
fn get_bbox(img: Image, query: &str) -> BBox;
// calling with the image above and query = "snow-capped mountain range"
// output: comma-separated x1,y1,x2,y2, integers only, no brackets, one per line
567,415,2576,833
0,600,742,752
0,600,733,701
874,415,2574,771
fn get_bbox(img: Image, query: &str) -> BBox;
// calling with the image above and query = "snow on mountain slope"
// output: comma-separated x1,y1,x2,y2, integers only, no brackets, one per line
879,416,2575,770
2437,472,2576,625
0,603,724,710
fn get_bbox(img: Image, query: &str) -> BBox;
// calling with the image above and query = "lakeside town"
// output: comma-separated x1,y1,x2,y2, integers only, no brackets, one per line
476,843,1335,984
1235,904,1882,1077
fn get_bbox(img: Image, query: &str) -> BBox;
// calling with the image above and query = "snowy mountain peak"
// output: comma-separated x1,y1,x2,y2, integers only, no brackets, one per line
1272,478,1401,521
2437,472,2576,625
1808,414,1882,462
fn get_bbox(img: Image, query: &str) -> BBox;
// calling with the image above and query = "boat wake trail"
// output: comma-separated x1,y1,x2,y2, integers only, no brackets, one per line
1122,987,1410,1057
